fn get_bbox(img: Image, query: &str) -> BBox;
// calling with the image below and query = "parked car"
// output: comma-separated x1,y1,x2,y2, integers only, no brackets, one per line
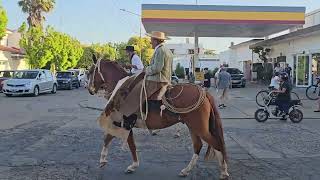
0,70,15,92
56,71,80,90
68,69,86,86
226,68,246,88
2,70,57,97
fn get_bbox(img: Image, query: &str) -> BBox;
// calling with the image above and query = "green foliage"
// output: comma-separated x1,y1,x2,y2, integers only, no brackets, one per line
18,22,27,33
77,46,94,69
175,63,185,78
127,36,153,65
204,49,216,56
91,43,116,60
114,42,128,64
18,0,55,28
0,5,8,40
20,26,83,71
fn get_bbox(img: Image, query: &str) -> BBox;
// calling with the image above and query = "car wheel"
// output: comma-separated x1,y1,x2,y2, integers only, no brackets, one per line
241,83,246,88
51,84,57,94
76,82,80,89
5,94,12,97
33,86,39,97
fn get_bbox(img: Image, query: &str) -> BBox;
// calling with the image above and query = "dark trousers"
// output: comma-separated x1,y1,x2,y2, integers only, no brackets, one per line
275,99,290,114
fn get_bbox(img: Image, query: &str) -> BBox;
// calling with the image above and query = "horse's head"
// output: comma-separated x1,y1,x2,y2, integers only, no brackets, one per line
87,54,129,95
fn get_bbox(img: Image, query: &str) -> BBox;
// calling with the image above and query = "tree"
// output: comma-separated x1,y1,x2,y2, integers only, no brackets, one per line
91,43,117,61
0,4,8,40
18,22,27,33
18,0,55,28
175,63,185,78
114,42,128,64
20,26,83,70
127,36,153,65
77,46,94,69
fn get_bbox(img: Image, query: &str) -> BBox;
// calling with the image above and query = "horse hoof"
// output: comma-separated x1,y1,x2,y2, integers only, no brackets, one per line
125,168,135,174
179,171,189,177
99,162,107,168
174,133,181,138
219,175,229,180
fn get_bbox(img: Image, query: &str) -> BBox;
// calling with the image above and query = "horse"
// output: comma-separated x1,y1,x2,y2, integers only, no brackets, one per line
86,55,229,179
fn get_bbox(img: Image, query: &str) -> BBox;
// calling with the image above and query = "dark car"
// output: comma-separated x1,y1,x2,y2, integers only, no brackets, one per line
0,71,15,92
226,68,246,88
56,71,80,90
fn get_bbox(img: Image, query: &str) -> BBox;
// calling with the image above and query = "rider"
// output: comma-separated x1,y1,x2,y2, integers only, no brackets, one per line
272,73,292,120
124,45,144,74
144,31,173,100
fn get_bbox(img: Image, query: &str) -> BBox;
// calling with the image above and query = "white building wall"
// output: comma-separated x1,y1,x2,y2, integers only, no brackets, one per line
304,9,320,28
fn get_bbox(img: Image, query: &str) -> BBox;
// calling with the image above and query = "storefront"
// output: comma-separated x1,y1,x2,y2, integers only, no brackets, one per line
250,24,320,87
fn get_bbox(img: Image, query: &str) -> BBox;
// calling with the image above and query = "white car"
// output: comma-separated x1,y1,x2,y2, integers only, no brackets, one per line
68,69,86,86
2,70,57,97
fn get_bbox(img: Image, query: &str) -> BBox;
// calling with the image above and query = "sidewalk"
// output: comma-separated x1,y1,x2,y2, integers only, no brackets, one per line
80,84,320,120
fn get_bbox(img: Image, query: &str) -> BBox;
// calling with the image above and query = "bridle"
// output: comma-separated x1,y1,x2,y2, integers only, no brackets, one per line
89,58,113,97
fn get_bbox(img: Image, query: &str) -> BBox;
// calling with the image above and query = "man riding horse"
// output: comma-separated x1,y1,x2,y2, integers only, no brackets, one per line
119,31,173,122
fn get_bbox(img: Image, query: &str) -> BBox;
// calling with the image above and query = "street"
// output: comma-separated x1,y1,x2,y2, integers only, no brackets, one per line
0,86,320,180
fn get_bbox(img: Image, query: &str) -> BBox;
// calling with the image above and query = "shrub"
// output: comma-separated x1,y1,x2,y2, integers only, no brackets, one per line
175,63,185,78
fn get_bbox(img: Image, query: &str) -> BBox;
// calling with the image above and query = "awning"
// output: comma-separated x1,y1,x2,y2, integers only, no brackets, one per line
249,24,320,48
142,4,306,37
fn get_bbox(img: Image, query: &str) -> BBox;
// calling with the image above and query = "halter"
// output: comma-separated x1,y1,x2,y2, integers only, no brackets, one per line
89,58,113,97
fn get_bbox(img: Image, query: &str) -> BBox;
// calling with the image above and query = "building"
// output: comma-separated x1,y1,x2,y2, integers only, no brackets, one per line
250,8,320,87
0,29,26,71
219,39,263,80
166,42,220,75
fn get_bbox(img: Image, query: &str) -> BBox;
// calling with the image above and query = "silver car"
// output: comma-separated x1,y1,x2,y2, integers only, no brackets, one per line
2,70,57,97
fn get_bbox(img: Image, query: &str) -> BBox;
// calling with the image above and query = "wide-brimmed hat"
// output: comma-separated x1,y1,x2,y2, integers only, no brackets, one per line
124,45,135,52
146,31,170,40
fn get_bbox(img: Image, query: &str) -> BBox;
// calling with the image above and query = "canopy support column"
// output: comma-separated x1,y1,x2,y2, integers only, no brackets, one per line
193,31,199,74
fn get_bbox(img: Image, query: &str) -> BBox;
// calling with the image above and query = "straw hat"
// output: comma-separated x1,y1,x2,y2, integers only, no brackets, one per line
146,31,170,40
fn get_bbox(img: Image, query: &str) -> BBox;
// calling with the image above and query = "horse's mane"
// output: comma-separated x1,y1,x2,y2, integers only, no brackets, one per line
101,59,129,76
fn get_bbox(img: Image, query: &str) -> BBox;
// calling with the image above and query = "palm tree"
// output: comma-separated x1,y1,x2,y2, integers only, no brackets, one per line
18,0,55,28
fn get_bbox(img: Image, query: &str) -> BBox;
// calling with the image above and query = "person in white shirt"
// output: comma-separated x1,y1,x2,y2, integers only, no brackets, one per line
270,72,280,90
124,46,144,74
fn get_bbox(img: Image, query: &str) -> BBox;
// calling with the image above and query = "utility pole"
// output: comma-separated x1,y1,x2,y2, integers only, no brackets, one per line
120,9,142,59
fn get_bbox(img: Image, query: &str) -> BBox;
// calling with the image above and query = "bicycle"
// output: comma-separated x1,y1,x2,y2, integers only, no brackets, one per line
305,77,320,100
256,86,300,107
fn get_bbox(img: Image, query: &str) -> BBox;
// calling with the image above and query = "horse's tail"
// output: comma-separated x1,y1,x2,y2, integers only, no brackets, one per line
205,92,227,162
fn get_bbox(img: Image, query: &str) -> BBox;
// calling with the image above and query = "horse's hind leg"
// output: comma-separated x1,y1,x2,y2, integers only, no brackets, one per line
179,131,202,177
100,134,114,168
125,130,139,173
201,134,229,179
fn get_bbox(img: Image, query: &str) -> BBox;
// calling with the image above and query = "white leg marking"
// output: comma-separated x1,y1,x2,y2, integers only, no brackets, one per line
214,149,229,179
99,146,108,164
125,161,140,173
179,154,199,177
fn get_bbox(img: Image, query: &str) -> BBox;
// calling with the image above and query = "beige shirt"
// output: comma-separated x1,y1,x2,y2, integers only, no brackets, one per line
145,44,173,83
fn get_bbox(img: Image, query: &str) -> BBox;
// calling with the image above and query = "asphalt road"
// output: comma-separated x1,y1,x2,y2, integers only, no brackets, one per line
0,87,320,180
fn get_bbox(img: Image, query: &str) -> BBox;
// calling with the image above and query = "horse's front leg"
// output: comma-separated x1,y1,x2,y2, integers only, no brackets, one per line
179,131,202,177
125,130,139,173
100,134,114,168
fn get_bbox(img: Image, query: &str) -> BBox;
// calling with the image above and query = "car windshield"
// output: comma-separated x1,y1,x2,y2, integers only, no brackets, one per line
13,71,39,79
227,68,242,74
0,71,15,78
56,72,72,78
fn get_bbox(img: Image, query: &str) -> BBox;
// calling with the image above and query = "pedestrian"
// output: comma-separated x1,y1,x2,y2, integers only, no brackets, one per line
203,68,211,90
284,63,292,78
269,72,280,90
217,67,231,108
124,45,144,74
274,63,282,73
314,76,320,112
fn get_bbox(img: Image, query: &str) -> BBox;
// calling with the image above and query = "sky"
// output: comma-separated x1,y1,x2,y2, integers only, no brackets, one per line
2,0,320,52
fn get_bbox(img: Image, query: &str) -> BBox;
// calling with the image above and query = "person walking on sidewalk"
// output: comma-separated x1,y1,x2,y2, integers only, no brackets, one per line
217,67,231,108
203,68,211,90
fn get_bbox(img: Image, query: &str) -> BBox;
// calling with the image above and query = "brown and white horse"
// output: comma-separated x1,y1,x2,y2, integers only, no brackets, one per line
87,56,229,179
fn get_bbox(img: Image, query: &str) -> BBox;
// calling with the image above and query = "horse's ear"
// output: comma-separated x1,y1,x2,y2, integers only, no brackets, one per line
92,53,97,64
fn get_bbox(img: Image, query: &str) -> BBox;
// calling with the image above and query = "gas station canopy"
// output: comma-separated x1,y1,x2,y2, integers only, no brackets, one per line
142,4,306,37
